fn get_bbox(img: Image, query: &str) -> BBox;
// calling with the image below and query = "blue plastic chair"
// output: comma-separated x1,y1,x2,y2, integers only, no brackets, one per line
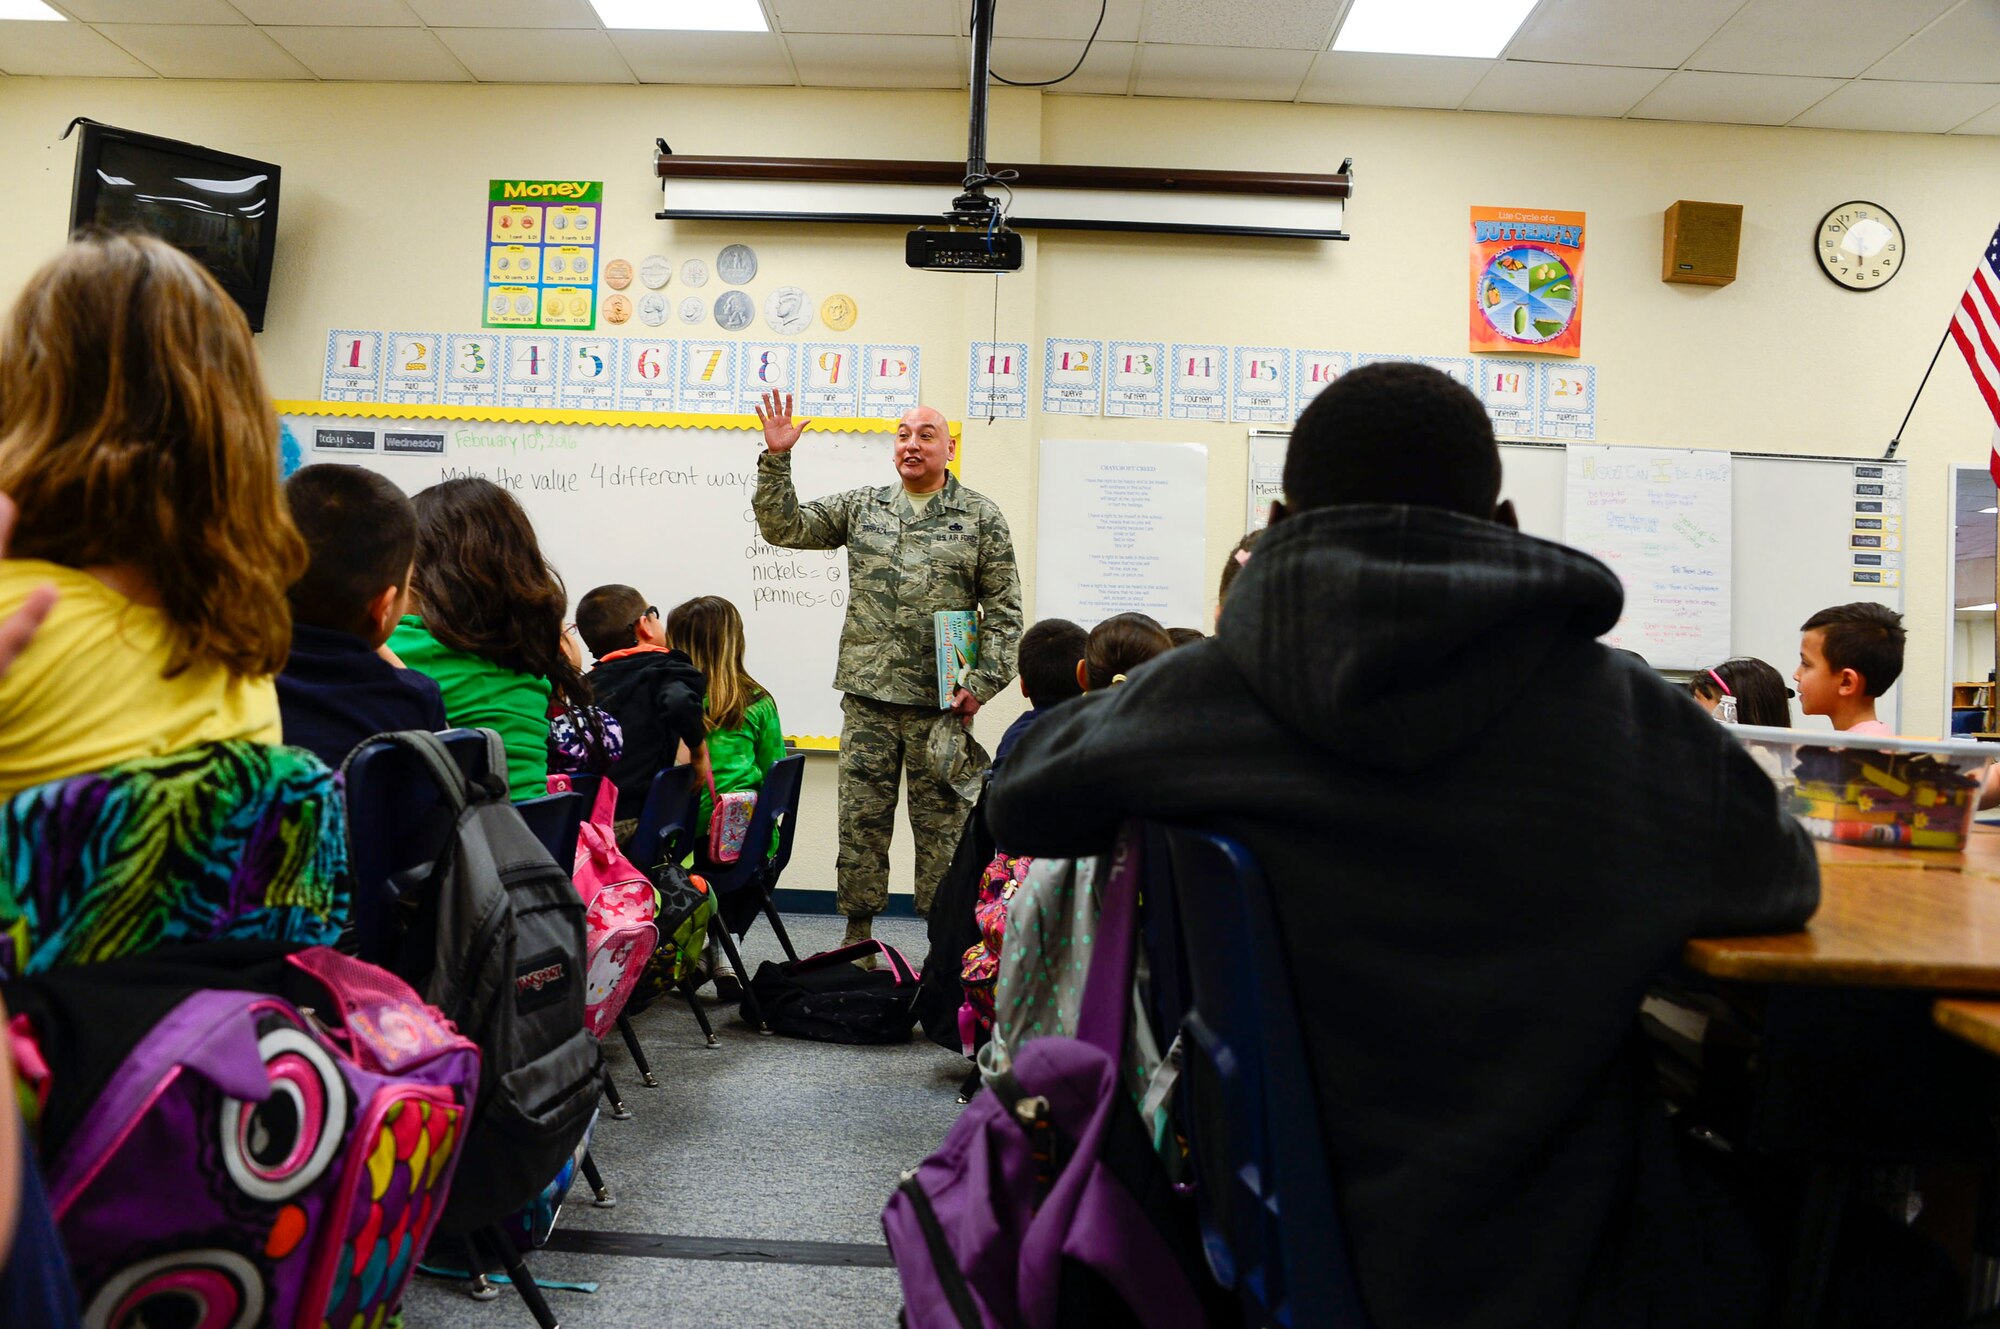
625,763,699,873
1140,822,1372,1329
700,754,806,966
514,791,585,869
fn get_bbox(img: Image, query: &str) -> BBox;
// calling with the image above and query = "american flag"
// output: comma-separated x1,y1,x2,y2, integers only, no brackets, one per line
1949,224,2000,485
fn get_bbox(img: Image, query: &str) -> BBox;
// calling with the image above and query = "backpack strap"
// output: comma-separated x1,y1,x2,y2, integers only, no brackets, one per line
344,728,505,812
1073,829,1142,1056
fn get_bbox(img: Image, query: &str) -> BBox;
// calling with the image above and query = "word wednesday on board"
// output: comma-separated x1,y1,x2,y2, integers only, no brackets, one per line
284,409,918,747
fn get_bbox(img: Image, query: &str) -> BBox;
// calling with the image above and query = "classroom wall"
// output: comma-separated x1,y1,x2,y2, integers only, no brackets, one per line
2,76,1997,900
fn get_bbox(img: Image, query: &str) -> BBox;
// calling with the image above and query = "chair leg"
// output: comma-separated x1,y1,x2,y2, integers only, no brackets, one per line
712,916,769,1033
579,1150,615,1208
763,892,800,963
681,981,719,1047
615,1013,659,1088
1780,1162,1851,1329
460,1235,499,1300
475,1225,561,1329
600,1067,631,1121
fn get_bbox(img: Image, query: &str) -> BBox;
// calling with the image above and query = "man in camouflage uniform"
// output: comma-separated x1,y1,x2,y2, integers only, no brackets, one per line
753,391,1023,941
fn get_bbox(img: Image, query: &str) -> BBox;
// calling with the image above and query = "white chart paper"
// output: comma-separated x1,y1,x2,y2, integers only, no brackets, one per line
1036,439,1209,629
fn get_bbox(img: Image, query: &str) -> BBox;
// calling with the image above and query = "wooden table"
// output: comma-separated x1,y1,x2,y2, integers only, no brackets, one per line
1934,999,2000,1058
1684,828,2000,990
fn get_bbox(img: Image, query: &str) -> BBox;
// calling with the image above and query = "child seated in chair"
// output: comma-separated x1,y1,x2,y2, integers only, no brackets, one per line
0,233,306,798
575,584,710,833
277,464,447,770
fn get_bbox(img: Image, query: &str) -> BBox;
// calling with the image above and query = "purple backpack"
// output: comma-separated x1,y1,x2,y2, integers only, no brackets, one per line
23,947,481,1329
882,834,1217,1328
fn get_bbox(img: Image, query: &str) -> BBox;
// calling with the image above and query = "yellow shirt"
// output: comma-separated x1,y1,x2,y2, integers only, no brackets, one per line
0,561,281,800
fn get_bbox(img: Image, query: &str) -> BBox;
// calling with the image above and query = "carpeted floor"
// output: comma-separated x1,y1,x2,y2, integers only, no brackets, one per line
399,914,968,1328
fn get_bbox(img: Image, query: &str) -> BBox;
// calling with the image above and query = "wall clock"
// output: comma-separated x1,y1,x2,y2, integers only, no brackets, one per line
1816,202,1904,291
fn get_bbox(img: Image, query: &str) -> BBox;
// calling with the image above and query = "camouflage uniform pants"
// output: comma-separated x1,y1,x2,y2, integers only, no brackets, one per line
837,693,973,919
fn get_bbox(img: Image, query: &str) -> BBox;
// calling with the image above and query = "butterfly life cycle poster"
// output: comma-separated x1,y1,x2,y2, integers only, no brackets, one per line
1469,206,1584,360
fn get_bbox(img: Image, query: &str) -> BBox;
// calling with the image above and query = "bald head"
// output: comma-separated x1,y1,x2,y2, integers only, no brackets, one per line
894,404,955,493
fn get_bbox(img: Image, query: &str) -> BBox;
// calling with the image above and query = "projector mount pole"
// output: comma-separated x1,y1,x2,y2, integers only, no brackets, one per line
951,0,1000,227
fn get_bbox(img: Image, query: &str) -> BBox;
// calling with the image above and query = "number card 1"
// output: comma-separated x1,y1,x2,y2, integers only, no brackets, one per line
616,341,677,411
1230,347,1291,424
968,342,1029,419
739,343,800,414
1104,341,1164,418
862,345,921,413
1042,339,1103,416
500,334,559,407
679,342,739,412
559,337,618,410
801,344,860,415
443,334,499,406
322,330,383,402
1169,344,1228,421
1478,359,1536,436
381,332,442,405
1537,363,1597,440
1292,350,1348,418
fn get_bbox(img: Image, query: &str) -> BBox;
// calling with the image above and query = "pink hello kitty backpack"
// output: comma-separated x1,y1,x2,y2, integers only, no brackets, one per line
9,944,480,1329
549,774,660,1039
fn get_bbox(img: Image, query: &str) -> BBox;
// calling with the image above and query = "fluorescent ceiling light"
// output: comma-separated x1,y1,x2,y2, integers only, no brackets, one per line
1964,602,1998,612
1981,506,1998,514
1332,0,1538,58
589,0,767,31
0,0,67,19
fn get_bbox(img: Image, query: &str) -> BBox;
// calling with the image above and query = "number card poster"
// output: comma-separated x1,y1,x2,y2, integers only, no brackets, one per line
1470,207,1584,359
484,179,602,332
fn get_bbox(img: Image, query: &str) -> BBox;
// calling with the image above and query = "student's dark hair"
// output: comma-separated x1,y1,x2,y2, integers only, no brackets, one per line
1284,361,1500,519
1167,627,1206,648
1083,612,1173,691
1691,657,1794,728
283,465,417,638
1017,618,1087,708
410,477,588,710
1218,528,1264,603
577,583,649,661
1801,602,1906,696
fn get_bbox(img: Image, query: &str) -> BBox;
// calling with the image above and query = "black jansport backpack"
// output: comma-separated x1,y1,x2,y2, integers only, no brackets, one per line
358,728,602,1234
743,941,920,1044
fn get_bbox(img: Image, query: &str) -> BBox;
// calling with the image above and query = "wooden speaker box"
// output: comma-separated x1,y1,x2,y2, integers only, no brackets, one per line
1662,200,1744,286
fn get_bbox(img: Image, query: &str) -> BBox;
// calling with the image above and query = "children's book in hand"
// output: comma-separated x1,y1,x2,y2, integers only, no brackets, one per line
935,609,978,710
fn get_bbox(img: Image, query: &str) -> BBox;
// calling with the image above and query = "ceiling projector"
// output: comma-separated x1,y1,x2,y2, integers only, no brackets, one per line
905,222,1023,272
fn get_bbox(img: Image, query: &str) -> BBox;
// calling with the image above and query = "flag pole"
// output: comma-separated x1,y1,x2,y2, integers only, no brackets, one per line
1884,325,1955,461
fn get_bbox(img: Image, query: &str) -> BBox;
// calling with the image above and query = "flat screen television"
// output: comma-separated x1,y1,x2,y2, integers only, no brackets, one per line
68,122,281,332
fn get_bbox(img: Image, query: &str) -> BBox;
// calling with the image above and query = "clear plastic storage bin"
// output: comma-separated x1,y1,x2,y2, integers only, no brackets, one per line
1732,724,1993,851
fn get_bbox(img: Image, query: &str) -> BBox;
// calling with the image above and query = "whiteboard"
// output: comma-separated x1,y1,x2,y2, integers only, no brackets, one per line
280,412,899,746
1245,433,1904,729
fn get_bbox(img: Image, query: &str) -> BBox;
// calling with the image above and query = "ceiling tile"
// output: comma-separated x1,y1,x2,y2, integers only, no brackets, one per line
55,0,242,21
989,0,1141,43
0,18,154,74
230,0,418,23
94,23,312,78
1463,60,1670,117
1504,0,1741,68
403,0,597,28
1954,100,2000,135
266,25,467,79
1689,0,1958,78
1298,51,1490,109
1791,78,2000,133
1144,0,1343,51
610,29,794,83
773,0,957,37
1868,2,2000,82
1134,44,1314,101
989,37,1133,95
1629,70,1846,125
785,32,962,87
436,26,633,81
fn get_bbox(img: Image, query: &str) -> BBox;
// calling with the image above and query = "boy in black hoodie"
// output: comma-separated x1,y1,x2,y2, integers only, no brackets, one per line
988,363,1826,1329
575,584,709,828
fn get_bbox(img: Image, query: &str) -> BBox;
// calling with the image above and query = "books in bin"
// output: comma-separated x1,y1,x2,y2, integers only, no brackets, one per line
934,610,978,709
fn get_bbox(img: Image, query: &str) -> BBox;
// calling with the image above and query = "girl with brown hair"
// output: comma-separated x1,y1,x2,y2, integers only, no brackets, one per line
1078,612,1175,693
0,232,307,797
388,477,595,799
665,595,785,845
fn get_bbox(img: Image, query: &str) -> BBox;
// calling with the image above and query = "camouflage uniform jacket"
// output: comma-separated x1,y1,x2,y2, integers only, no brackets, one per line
753,450,1023,708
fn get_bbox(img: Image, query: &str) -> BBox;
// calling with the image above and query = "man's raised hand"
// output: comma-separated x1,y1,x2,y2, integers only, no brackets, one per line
756,390,811,454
